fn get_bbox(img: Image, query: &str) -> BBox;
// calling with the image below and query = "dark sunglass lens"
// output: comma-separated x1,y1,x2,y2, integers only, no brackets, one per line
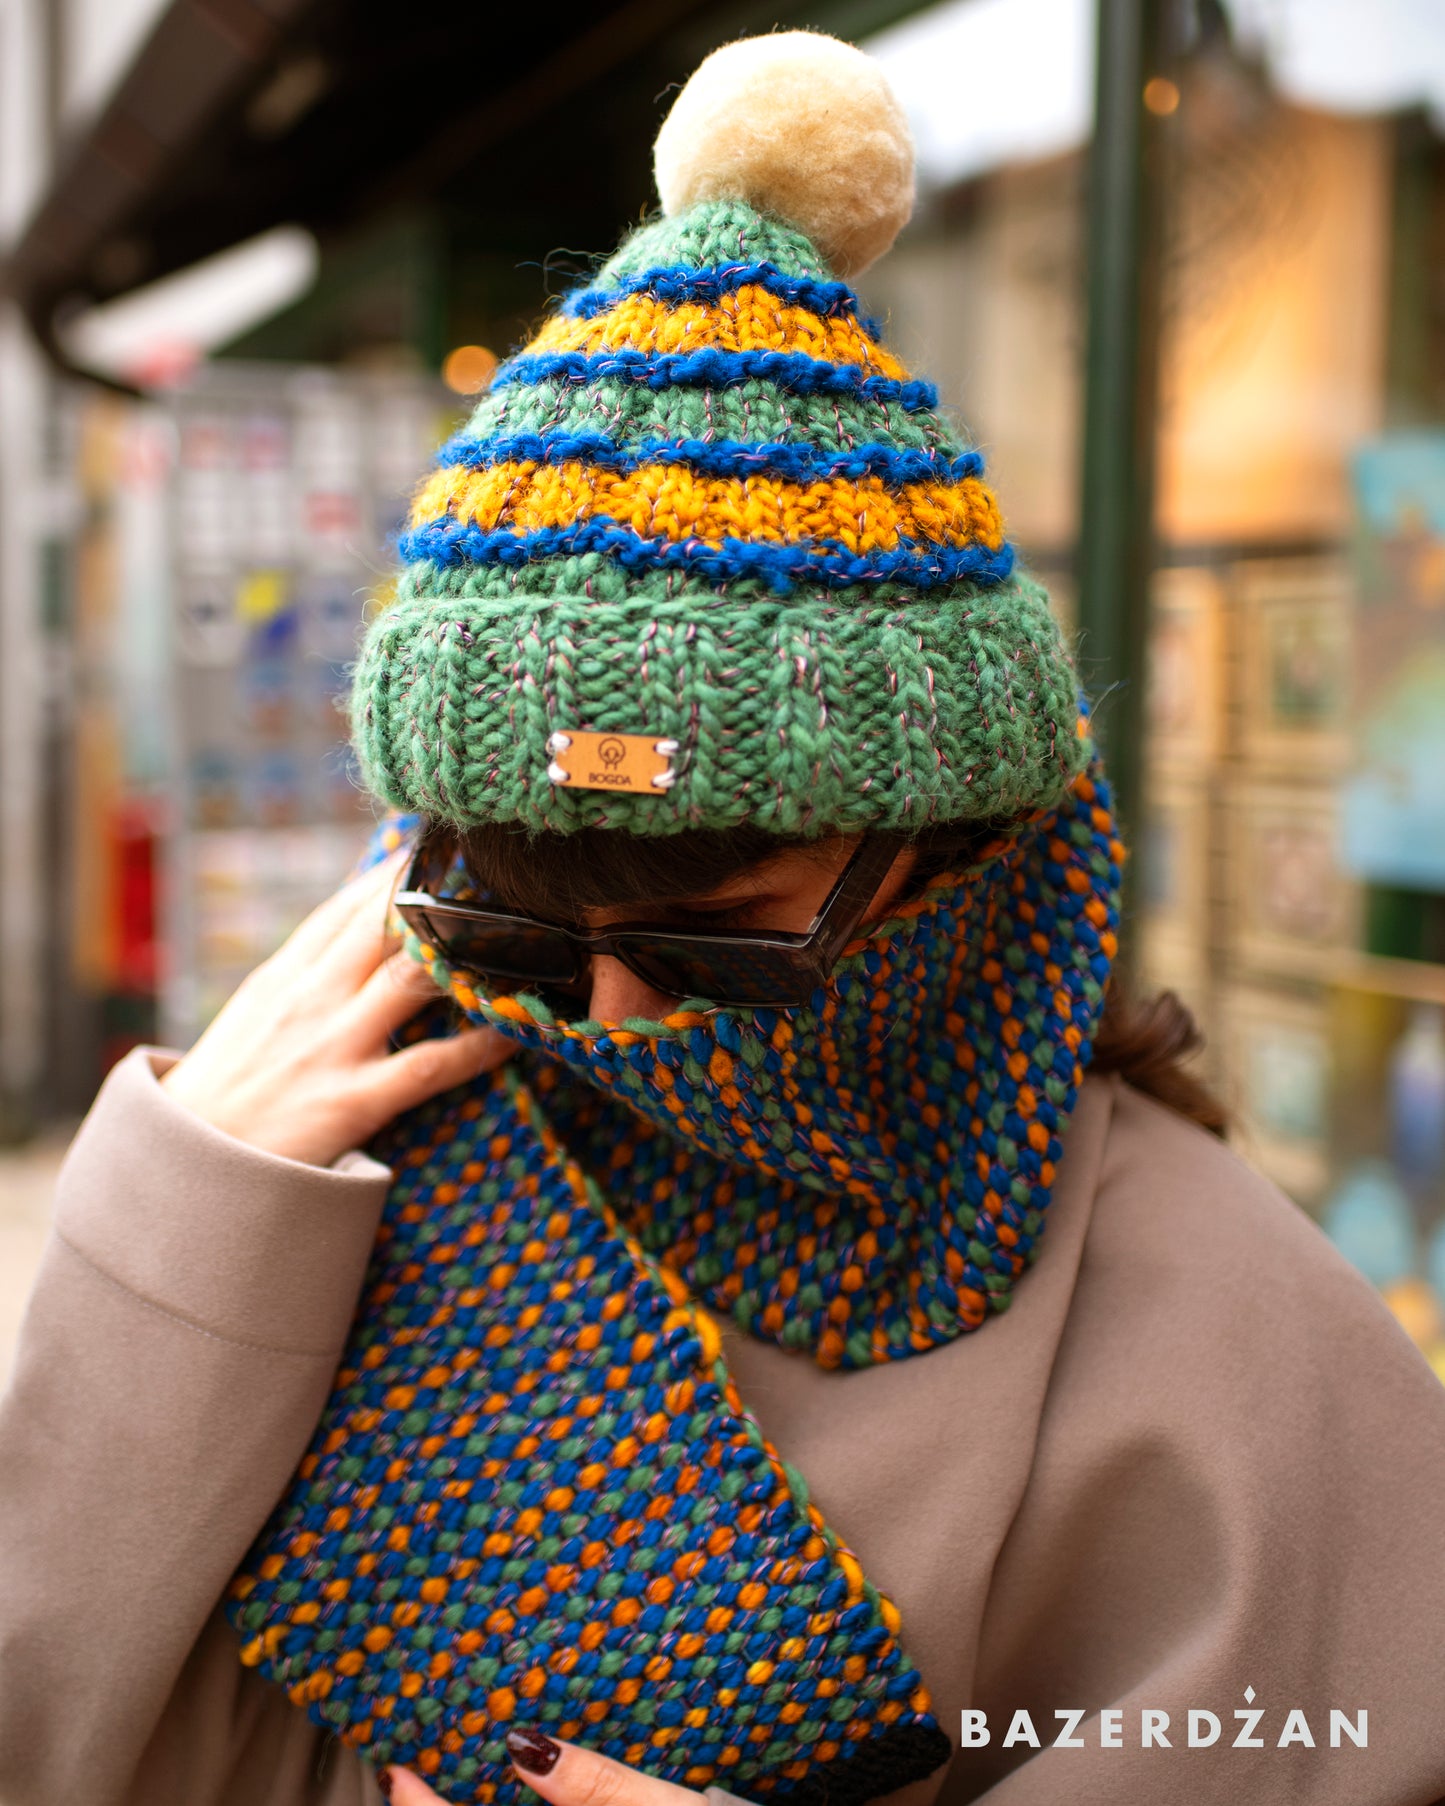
419,911,581,986
616,936,816,1008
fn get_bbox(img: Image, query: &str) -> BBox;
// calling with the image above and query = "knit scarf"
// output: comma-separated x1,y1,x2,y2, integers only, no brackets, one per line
227,749,1122,1804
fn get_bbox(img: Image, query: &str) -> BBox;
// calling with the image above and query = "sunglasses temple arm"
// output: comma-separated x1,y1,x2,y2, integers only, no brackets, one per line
813,839,903,958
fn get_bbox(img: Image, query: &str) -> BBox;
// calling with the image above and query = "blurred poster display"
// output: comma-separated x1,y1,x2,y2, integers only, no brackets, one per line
1342,434,1445,889
1226,780,1358,979
97,362,450,1045
1136,556,1367,1212
1221,983,1332,1204
1236,561,1352,773
67,400,175,1072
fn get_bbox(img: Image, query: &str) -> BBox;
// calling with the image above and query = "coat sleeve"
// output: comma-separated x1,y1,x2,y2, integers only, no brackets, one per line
946,1084,1445,1806
0,1047,394,1806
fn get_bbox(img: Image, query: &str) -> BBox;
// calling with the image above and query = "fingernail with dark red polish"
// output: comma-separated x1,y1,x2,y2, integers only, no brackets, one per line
507,1727,562,1776
377,1769,396,1800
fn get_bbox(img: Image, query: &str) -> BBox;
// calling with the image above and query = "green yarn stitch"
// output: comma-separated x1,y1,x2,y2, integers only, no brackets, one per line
467,377,964,462
601,202,835,282
353,574,1083,834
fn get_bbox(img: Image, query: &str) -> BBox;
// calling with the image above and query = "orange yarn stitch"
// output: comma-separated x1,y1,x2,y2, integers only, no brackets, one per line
529,287,907,376
411,461,1007,556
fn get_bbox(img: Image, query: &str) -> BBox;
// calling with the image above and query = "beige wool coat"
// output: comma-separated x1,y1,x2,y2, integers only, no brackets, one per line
2,1046,1444,1806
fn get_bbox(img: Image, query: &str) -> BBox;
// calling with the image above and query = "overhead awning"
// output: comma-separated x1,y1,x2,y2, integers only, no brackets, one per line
3,0,320,378
2,0,929,386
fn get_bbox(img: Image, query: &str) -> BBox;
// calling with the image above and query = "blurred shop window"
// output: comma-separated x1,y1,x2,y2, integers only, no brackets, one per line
67,365,456,1065
862,0,1445,1378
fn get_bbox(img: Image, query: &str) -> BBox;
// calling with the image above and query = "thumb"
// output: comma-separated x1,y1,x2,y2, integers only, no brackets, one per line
504,1731,704,1806
383,1768,449,1803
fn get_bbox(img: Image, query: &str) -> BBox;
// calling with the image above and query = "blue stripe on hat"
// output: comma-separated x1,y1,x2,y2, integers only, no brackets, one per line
560,261,882,335
491,348,939,410
433,430,985,488
398,516,1015,595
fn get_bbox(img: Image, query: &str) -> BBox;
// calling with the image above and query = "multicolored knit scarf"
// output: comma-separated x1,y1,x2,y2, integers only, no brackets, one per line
226,752,1122,1803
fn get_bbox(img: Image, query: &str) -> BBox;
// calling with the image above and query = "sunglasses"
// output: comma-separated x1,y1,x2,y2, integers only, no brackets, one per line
393,833,902,1010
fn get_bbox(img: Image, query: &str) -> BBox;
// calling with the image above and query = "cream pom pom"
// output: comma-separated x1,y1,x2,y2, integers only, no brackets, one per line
653,31,915,278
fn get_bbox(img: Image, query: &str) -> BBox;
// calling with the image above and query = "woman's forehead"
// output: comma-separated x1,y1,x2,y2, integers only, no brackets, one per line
452,820,849,913
578,847,839,919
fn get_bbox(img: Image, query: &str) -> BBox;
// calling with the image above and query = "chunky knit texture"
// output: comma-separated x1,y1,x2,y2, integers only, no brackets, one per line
350,201,1086,837
229,1062,950,1806
227,746,1122,1799
417,744,1120,1363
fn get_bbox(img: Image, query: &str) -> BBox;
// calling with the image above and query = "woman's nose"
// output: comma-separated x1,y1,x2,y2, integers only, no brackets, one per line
585,954,678,1024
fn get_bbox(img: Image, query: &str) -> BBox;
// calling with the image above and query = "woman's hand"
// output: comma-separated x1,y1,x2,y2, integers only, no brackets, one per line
384,1732,714,1806
161,848,513,1166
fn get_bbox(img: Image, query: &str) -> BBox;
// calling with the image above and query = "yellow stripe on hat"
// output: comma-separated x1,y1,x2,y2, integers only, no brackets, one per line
527,288,911,380
410,459,1006,556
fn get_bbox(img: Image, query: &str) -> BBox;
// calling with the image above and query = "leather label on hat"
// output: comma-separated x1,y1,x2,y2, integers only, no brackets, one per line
545,730,679,795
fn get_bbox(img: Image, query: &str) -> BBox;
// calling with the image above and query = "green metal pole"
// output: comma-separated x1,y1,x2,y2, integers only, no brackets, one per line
1077,0,1174,897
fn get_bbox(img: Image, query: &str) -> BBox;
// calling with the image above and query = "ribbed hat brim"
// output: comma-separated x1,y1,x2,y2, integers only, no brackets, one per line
351,573,1087,835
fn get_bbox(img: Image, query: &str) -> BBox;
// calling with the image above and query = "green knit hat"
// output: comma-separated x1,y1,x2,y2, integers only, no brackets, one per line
351,32,1086,838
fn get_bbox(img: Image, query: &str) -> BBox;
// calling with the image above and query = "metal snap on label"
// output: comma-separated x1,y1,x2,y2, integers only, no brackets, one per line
545,730,679,794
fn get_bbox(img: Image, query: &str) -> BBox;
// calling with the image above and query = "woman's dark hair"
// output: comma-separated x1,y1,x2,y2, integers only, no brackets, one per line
440,815,1228,1137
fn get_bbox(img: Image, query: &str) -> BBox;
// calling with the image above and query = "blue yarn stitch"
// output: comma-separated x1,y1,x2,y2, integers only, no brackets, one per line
433,430,986,487
561,261,883,335
398,516,1015,594
492,348,939,410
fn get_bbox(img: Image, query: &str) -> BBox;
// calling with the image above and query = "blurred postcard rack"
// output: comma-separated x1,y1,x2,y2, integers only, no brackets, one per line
69,361,452,1057
1137,438,1445,1376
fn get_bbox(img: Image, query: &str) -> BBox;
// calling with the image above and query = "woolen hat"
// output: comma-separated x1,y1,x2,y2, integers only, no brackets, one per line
349,31,1087,838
